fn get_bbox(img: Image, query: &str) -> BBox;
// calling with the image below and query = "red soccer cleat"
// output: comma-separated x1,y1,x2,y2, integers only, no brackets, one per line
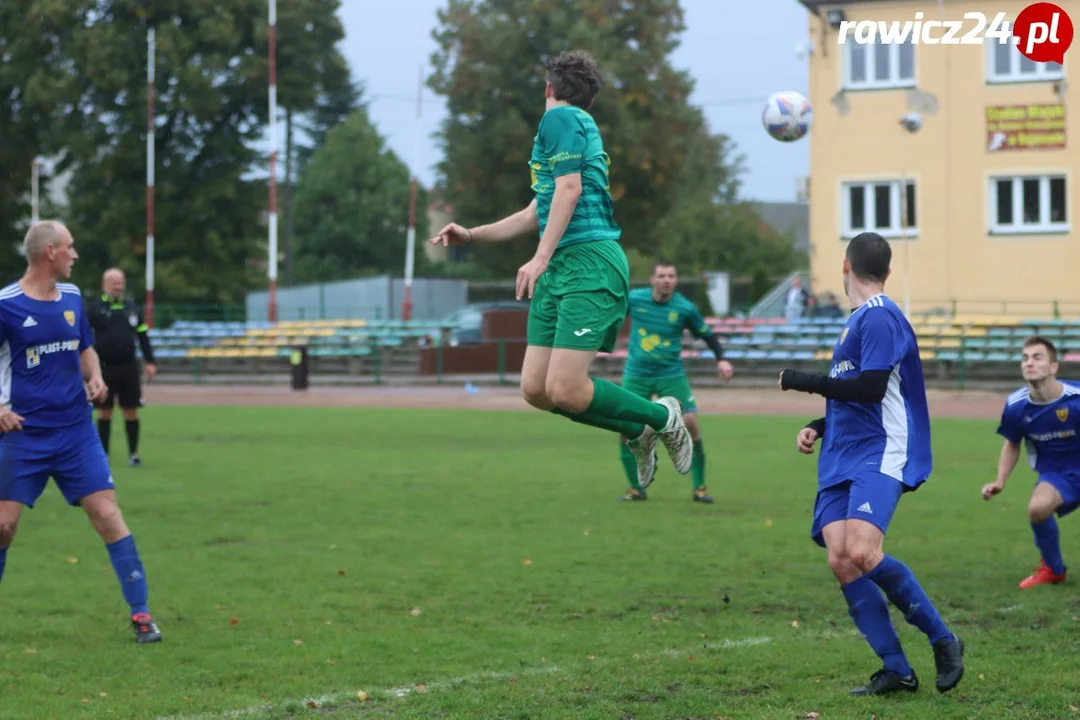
1019,560,1067,589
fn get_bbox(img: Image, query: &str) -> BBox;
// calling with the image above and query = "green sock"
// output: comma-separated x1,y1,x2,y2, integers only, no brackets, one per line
692,439,705,490
551,408,645,438
588,378,670,432
619,442,642,491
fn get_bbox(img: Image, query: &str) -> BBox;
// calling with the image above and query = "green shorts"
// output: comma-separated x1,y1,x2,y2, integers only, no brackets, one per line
620,373,697,414
527,239,630,353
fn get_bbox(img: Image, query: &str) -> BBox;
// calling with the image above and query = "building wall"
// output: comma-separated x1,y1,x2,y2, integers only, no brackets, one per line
806,0,1075,317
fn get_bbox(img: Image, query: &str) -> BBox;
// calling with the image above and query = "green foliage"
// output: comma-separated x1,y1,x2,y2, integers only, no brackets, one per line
428,0,793,285
0,0,354,302
291,109,430,282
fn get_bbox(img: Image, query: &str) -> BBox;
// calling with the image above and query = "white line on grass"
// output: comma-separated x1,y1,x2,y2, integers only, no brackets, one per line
158,631,864,720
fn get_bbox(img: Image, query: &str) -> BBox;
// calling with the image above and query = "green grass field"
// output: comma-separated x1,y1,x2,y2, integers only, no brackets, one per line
2,405,1079,720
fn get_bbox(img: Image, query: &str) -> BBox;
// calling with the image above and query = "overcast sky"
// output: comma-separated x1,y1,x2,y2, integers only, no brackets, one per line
335,0,811,203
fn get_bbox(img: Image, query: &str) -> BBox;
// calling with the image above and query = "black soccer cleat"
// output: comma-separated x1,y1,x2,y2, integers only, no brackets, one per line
693,487,714,503
128,454,141,468
932,635,964,692
619,488,647,502
849,668,919,696
131,613,162,644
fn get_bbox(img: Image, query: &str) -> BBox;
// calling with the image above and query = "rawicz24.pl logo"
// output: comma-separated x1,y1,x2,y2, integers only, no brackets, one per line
836,2,1073,64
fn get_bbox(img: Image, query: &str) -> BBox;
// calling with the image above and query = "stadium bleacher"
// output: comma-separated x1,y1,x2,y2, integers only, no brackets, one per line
148,313,1077,384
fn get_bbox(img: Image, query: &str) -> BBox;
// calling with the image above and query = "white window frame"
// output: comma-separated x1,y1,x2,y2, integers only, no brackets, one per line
840,179,918,239
843,38,915,90
986,30,1065,84
988,174,1069,235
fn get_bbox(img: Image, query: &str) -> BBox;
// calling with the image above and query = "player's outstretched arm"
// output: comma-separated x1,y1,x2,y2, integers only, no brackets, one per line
778,368,890,403
983,440,1021,500
430,200,539,247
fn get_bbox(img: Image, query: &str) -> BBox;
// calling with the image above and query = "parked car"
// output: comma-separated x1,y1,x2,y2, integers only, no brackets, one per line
439,300,530,346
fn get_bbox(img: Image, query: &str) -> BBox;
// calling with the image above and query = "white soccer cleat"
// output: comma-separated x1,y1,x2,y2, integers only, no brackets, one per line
626,426,658,489
656,396,693,475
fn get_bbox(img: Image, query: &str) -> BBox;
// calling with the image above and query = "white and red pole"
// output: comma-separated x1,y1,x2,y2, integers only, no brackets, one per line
267,0,279,322
145,26,156,329
401,65,423,321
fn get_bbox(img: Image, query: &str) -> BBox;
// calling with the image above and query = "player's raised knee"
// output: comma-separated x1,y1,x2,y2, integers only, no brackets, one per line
1028,498,1056,525
846,541,884,574
546,377,590,414
520,376,552,409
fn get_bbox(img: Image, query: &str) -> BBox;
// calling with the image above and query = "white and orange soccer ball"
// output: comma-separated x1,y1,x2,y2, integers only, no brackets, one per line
762,91,813,142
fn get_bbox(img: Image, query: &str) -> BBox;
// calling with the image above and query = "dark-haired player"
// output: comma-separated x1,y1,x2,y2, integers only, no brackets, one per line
430,50,693,486
778,231,963,696
983,335,1080,589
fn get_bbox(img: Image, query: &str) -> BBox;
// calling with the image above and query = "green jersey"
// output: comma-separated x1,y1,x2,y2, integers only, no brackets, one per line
623,288,715,379
529,104,621,250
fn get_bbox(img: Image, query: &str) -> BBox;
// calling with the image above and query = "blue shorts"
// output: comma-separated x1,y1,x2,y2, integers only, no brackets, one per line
1038,472,1080,517
811,473,908,548
0,418,114,508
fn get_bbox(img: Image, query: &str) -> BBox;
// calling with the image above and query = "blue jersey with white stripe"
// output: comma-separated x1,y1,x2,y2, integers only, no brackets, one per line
997,382,1080,477
0,281,94,429
818,294,932,490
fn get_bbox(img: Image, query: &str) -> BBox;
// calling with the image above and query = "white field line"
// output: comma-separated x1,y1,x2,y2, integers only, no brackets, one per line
157,629,859,720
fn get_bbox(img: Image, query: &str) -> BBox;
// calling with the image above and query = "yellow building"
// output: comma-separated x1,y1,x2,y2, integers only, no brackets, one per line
800,0,1074,319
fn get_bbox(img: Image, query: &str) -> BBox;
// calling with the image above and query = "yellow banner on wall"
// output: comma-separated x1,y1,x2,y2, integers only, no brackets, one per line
986,104,1066,152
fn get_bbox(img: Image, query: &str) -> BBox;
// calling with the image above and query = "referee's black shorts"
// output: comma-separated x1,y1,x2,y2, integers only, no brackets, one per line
96,362,143,410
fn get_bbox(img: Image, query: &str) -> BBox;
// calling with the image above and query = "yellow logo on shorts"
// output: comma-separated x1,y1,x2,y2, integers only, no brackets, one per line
63,310,75,326
1057,408,1069,422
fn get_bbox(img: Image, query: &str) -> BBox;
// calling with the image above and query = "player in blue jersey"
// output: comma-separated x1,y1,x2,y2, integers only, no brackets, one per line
983,336,1080,589
0,221,161,644
778,231,963,696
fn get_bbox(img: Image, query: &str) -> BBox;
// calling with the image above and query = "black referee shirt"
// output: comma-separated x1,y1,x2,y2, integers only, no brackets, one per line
85,293,156,366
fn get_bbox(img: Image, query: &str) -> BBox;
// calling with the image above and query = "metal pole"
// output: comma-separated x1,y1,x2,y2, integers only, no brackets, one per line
146,27,156,329
402,64,423,322
30,158,41,224
267,0,279,322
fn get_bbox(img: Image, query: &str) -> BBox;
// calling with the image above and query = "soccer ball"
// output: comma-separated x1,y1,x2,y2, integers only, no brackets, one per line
762,91,813,142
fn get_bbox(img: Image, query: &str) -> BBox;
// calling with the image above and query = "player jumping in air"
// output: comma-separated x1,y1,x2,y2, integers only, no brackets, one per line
0,221,162,644
983,336,1079,589
779,231,963,696
618,261,733,503
430,50,693,486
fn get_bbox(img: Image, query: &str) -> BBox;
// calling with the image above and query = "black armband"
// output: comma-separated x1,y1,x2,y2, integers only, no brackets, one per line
702,333,724,360
780,368,891,403
805,417,826,438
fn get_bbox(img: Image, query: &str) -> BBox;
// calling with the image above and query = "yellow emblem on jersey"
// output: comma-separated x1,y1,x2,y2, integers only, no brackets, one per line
840,328,849,344
1057,408,1069,422
25,347,40,368
668,311,678,323
64,310,75,326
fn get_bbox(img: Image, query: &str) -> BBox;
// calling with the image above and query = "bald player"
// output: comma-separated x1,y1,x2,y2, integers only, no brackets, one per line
86,269,156,467
0,221,162,643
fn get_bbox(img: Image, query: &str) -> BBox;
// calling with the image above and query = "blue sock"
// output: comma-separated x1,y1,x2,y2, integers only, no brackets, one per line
0,547,6,584
868,554,952,646
841,575,912,676
1032,516,1066,575
106,535,150,616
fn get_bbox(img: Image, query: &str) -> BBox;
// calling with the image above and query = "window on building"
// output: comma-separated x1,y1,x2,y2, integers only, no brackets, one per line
990,175,1068,234
845,38,915,90
988,41,1064,83
842,180,917,238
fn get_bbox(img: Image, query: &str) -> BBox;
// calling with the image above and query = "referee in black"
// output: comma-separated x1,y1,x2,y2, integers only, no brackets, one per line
86,268,157,467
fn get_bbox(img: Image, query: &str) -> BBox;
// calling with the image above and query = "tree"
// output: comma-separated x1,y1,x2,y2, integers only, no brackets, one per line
428,0,710,277
290,109,430,283
21,0,357,304
0,1,88,278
